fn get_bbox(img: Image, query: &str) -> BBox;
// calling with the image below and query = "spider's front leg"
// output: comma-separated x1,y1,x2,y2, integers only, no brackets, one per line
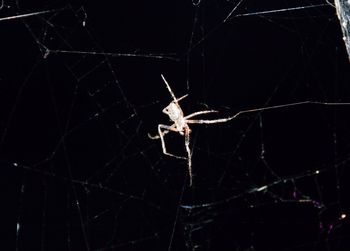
156,124,187,160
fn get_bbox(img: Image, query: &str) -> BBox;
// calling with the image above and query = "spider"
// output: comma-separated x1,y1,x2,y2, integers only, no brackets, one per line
148,75,348,186
148,75,237,186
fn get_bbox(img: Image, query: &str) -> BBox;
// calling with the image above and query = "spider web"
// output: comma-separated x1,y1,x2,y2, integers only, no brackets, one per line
1,0,350,250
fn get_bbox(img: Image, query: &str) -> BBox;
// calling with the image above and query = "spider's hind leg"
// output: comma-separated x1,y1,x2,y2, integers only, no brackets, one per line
158,124,187,160
184,126,193,186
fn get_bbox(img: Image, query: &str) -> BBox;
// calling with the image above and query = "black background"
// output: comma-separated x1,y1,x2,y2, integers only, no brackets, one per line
1,0,350,250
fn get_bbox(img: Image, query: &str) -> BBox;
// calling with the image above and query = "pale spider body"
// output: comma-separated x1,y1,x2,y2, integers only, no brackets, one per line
148,75,235,186
163,101,188,135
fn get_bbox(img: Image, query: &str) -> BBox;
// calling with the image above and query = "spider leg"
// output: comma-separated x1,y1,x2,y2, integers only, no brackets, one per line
148,123,179,139
161,74,189,104
187,116,237,124
157,124,187,160
176,94,189,103
161,74,178,102
184,110,218,119
184,126,192,186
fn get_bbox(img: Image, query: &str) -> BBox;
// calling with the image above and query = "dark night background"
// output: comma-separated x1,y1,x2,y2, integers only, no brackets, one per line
1,0,350,250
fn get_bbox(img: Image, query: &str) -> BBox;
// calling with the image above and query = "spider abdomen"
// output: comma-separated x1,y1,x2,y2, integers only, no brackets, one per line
163,102,183,122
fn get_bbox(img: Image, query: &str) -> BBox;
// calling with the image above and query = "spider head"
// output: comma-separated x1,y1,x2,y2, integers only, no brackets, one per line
163,102,182,122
